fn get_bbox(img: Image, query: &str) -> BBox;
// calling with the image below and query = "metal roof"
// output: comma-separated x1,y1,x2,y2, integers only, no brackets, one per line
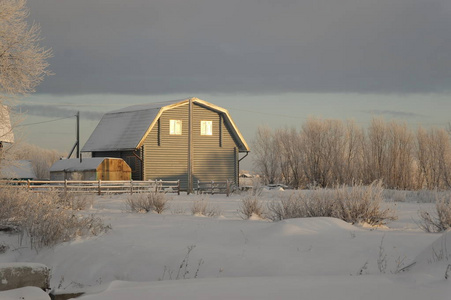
49,157,125,172
82,98,249,152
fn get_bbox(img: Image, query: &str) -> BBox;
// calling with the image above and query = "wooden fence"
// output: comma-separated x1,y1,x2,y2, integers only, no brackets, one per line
196,180,232,196
0,179,180,195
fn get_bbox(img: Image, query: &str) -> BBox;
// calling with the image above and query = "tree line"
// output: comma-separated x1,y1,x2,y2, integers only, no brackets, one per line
253,118,451,190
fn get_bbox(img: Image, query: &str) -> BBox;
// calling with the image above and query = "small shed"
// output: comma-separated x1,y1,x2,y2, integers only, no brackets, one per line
50,158,131,181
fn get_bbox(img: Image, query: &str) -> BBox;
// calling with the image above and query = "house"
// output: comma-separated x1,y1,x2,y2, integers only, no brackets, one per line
0,105,14,156
0,160,36,180
81,98,250,192
50,158,131,181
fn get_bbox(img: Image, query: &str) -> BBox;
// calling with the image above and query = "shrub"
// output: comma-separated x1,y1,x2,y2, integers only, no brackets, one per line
334,181,396,225
418,194,451,232
191,197,222,217
0,187,109,250
151,192,170,214
239,196,266,219
56,192,94,210
125,192,169,214
267,181,397,225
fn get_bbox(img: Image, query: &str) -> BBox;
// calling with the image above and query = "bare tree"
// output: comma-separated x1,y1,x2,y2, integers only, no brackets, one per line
342,120,365,184
416,127,451,189
386,121,414,189
275,127,305,188
0,0,52,99
0,0,52,167
363,118,389,184
252,126,280,184
13,143,65,179
252,117,450,190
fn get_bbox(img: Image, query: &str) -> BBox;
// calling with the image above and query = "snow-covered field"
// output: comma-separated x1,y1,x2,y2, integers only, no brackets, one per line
1,190,451,299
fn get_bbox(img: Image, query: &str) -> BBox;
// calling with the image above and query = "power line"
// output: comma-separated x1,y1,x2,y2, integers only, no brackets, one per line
16,115,75,127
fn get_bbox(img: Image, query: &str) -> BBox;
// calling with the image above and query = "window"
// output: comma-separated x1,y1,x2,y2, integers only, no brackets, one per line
170,120,182,135
201,121,213,136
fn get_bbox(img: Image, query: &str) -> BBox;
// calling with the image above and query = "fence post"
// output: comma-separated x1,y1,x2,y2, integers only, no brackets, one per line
130,180,133,195
64,179,68,195
27,179,31,192
178,180,181,195
98,180,102,195
211,180,214,195
154,179,158,193
226,180,230,197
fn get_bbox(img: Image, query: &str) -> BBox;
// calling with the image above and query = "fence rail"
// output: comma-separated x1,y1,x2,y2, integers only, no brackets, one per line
0,179,180,195
196,180,232,196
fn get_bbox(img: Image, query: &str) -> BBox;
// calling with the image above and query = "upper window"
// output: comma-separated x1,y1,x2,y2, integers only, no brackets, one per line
170,120,182,135
201,121,213,136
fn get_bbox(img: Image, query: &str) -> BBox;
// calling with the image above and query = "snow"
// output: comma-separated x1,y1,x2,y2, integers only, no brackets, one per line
0,191,450,299
0,287,50,300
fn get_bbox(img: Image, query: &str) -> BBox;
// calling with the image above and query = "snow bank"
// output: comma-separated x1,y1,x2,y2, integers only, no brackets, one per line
0,286,50,300
77,275,451,300
412,230,451,278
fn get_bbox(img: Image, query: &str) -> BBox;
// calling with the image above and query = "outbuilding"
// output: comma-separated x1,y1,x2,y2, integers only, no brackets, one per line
0,160,36,180
81,98,250,191
49,158,131,181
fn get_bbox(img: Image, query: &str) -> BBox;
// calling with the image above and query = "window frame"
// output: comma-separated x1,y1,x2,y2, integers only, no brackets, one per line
201,120,213,136
169,119,182,135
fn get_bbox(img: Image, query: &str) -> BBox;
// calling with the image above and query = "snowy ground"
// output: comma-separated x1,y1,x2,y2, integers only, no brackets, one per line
1,190,451,299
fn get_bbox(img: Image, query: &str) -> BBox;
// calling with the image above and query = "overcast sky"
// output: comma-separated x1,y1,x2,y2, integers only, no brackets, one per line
28,0,451,95
14,0,451,169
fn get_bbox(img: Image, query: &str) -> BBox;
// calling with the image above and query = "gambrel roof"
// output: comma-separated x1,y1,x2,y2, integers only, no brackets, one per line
82,98,249,152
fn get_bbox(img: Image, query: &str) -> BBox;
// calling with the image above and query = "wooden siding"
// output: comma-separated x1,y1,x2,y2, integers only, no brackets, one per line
96,158,132,180
143,104,190,189
92,151,142,180
192,104,238,185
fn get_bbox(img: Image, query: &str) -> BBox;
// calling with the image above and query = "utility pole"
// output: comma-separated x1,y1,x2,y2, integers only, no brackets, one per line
67,111,80,159
76,111,80,159
188,99,193,194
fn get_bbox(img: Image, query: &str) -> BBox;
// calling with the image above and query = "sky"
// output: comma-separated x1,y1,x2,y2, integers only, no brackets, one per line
10,0,451,169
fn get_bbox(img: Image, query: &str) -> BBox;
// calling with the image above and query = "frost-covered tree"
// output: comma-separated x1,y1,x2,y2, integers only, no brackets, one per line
0,0,51,167
0,0,52,100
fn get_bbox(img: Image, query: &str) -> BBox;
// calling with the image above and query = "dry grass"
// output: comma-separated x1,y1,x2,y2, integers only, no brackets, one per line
267,181,397,225
0,187,109,250
418,194,451,232
125,192,170,214
239,196,266,219
191,197,222,217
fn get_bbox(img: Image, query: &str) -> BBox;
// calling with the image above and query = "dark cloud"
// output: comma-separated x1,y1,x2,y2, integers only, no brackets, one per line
16,104,103,120
28,0,451,95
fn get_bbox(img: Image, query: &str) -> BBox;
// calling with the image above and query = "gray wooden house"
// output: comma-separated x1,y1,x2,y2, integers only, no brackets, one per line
81,98,250,191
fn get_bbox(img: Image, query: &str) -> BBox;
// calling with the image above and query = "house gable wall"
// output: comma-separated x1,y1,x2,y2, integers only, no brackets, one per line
143,104,189,188
143,103,239,190
192,104,238,185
